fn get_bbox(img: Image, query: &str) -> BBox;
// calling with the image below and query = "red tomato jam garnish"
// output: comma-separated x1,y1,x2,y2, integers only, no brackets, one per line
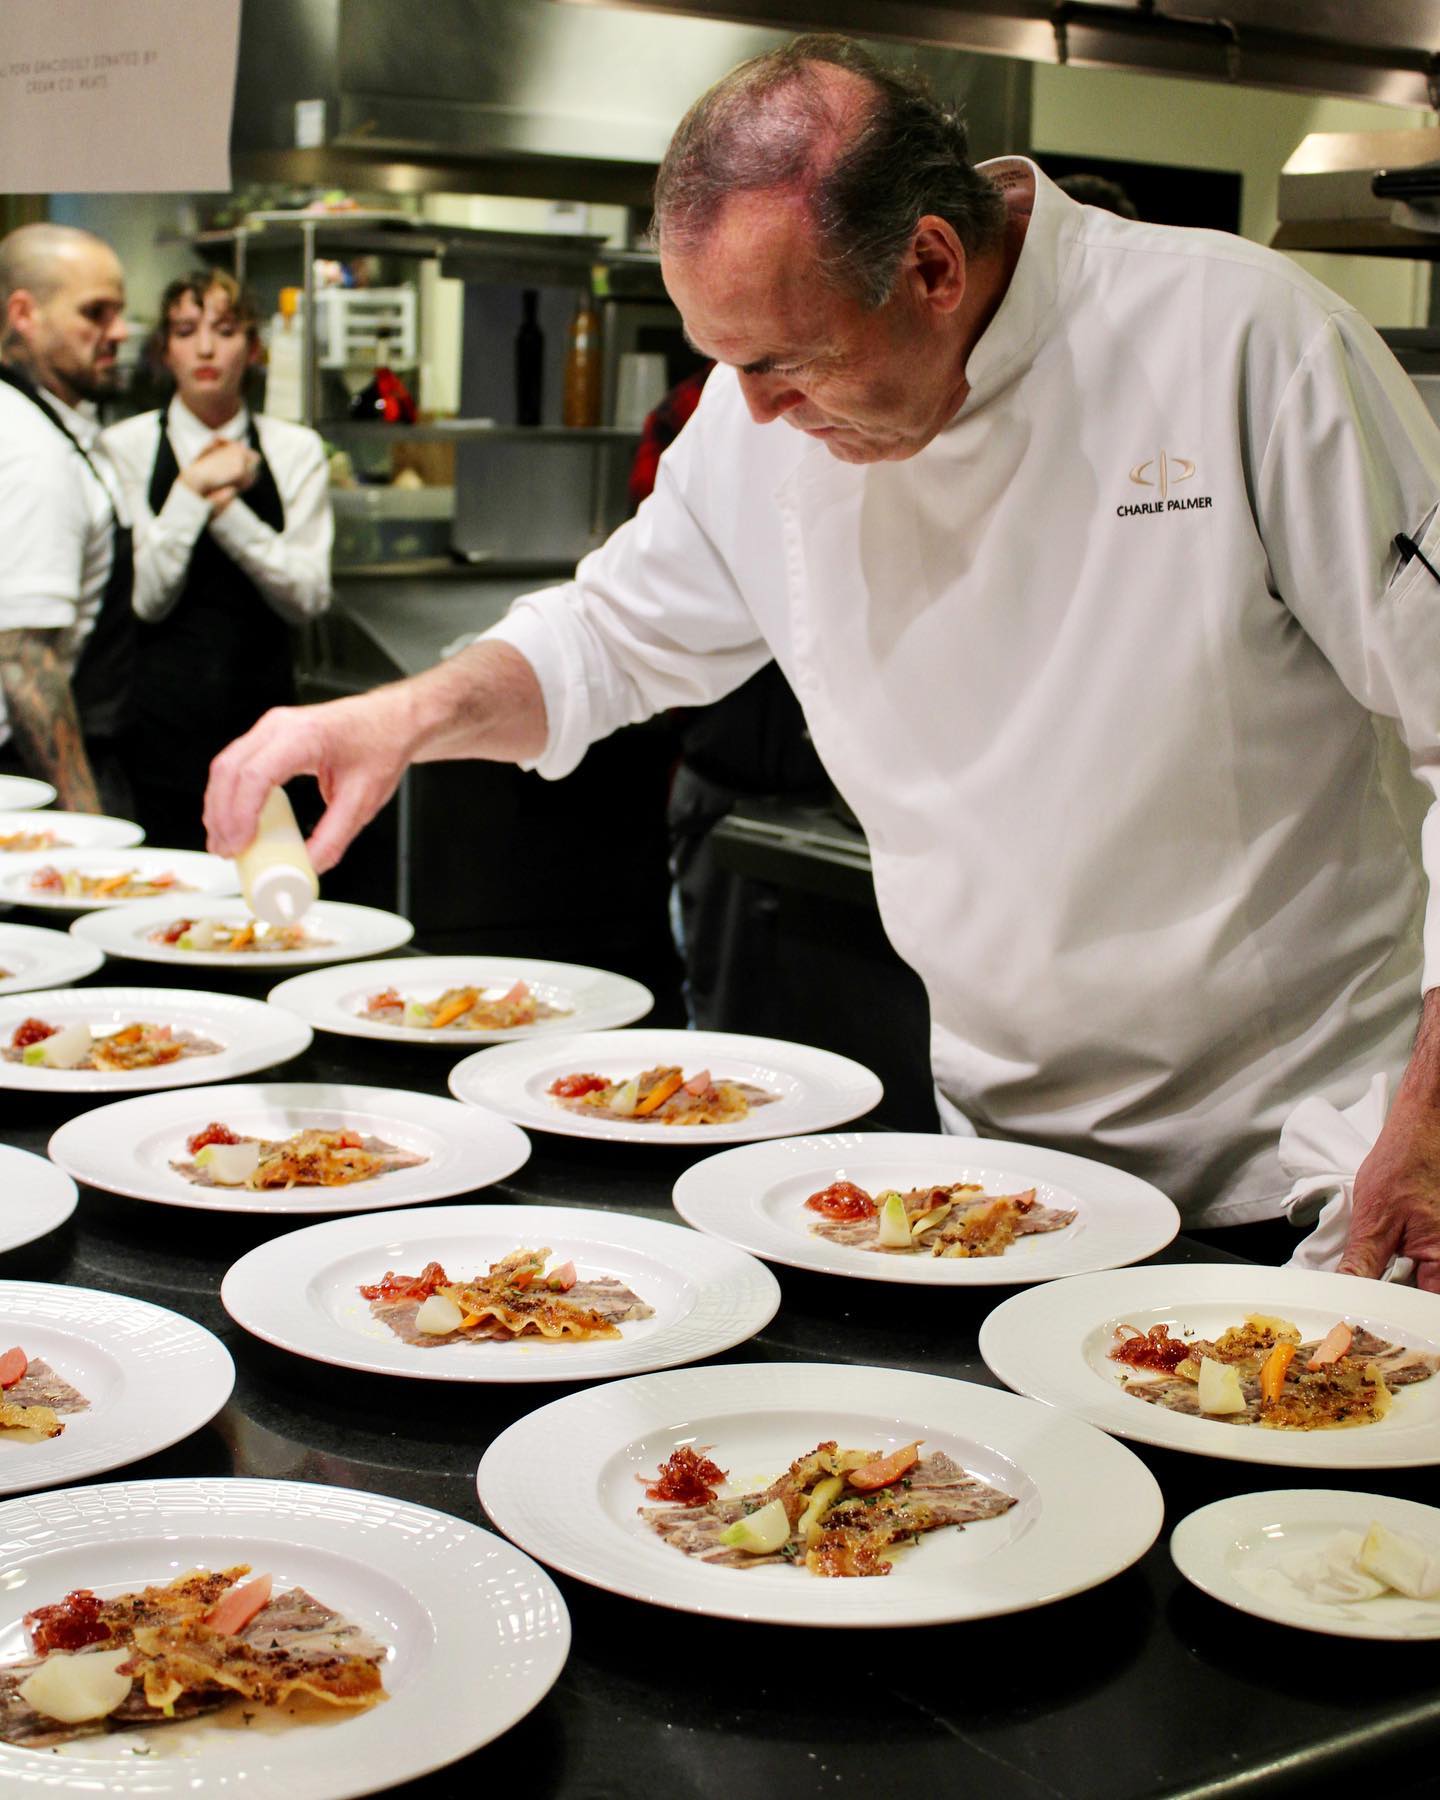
641,1446,729,1505
10,1018,57,1051
187,1122,241,1155
1109,1324,1191,1374
25,1590,111,1655
549,1072,607,1099
358,1260,451,1302
29,866,63,893
160,918,192,944
804,1180,877,1222
367,988,403,1013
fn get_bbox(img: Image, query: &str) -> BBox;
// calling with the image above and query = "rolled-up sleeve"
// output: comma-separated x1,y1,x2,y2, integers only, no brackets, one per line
482,405,772,779
1257,308,1440,989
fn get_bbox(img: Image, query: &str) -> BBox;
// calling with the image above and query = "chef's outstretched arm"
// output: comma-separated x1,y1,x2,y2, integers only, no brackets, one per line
1339,988,1440,1293
203,638,547,872
0,627,101,812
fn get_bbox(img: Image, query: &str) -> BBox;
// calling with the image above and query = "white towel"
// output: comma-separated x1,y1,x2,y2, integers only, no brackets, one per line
1280,1073,1416,1283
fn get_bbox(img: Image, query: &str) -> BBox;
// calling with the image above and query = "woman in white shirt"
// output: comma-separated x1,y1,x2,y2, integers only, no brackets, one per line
101,269,331,848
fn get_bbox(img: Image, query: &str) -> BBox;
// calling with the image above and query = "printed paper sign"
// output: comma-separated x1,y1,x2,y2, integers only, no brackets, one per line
0,0,240,192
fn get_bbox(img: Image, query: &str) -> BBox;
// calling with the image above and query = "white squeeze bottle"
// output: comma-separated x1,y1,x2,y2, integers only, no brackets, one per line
236,787,318,925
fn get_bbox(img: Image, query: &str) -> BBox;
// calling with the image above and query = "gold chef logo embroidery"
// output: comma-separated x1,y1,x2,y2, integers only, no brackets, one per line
1117,450,1212,518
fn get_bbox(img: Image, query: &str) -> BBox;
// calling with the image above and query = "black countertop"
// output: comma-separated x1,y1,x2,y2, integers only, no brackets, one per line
2,947,1438,1800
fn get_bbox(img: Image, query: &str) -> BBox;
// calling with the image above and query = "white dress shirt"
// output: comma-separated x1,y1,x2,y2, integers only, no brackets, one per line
483,162,1440,1225
0,379,122,743
101,397,332,625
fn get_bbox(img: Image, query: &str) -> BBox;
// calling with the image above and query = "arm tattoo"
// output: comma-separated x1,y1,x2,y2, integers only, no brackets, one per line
0,628,102,812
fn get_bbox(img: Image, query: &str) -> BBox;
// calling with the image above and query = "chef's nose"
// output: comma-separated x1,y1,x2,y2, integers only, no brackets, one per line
737,369,804,425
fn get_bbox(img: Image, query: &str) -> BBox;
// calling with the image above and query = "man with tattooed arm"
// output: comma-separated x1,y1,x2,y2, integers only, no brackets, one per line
0,224,134,812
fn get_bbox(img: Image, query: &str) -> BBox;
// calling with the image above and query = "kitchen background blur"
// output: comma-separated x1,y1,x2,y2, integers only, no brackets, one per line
9,0,1440,1121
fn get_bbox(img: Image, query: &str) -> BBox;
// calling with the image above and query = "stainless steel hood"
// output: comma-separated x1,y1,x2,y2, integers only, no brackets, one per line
232,0,1029,203
551,0,1440,110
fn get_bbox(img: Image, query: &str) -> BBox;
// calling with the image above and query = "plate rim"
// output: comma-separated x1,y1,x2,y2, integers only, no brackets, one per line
1169,1486,1440,1639
476,1359,1163,1627
978,1263,1440,1469
220,1200,780,1382
448,1027,884,1145
0,775,56,810
0,1474,571,1795
671,1130,1181,1285
70,896,416,970
0,985,312,1093
0,921,105,996
46,1080,532,1213
0,1279,235,1496
266,954,655,1045
0,1146,78,1254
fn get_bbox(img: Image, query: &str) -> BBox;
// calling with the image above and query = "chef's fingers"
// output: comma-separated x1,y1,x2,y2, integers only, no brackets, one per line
1336,1205,1404,1282
304,768,401,874
204,707,317,856
1416,1258,1440,1294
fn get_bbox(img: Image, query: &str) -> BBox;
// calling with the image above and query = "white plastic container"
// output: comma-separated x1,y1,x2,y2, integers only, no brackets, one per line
235,787,318,925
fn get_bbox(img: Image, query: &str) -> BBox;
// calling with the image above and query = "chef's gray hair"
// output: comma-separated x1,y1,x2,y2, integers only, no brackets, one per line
653,35,1006,309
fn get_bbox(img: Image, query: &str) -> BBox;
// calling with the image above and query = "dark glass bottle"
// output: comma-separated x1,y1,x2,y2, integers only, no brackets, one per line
515,288,544,426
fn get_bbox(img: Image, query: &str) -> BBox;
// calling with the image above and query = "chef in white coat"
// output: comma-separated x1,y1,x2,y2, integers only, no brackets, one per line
204,36,1440,1290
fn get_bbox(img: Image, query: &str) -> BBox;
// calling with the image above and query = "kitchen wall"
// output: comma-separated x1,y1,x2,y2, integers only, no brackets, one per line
1031,62,1434,326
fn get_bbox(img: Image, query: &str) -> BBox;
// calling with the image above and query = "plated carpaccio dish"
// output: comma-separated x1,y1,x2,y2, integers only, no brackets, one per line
549,1066,778,1127
804,1178,1076,1258
27,867,190,902
0,1346,88,1440
4,1016,220,1073
0,1567,386,1748
1109,1313,1440,1431
639,1437,1016,1577
171,1121,427,1191
149,917,329,956
363,980,569,1032
360,1247,653,1346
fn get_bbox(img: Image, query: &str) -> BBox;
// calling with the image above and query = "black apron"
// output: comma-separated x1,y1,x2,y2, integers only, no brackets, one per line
0,361,136,744
129,417,294,804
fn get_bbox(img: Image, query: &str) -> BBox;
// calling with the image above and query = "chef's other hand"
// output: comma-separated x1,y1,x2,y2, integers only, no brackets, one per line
1339,1102,1440,1293
204,689,415,874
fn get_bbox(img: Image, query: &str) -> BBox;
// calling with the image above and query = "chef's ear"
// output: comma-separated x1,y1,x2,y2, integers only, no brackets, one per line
907,216,966,316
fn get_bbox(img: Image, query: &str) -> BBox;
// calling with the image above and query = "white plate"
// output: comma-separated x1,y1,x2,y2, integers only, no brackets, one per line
267,954,653,1046
72,896,415,970
979,1264,1440,1468
477,1361,1162,1627
221,1203,779,1381
0,1476,570,1793
0,921,104,995
1170,1489,1440,1639
1,847,239,913
0,775,55,810
0,1282,233,1495
0,810,144,852
0,987,312,1093
0,1147,77,1253
47,1083,531,1214
450,1028,884,1144
672,1131,1180,1284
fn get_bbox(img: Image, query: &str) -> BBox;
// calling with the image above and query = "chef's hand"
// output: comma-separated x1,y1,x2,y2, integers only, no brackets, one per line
204,686,419,874
1338,1011,1440,1292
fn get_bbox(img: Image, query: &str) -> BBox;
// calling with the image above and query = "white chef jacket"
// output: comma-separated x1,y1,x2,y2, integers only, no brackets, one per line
0,378,121,745
100,398,332,625
485,160,1440,1224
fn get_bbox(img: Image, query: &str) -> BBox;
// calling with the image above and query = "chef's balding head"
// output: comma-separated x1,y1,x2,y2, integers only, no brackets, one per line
653,34,1005,309
0,223,127,405
0,224,114,314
